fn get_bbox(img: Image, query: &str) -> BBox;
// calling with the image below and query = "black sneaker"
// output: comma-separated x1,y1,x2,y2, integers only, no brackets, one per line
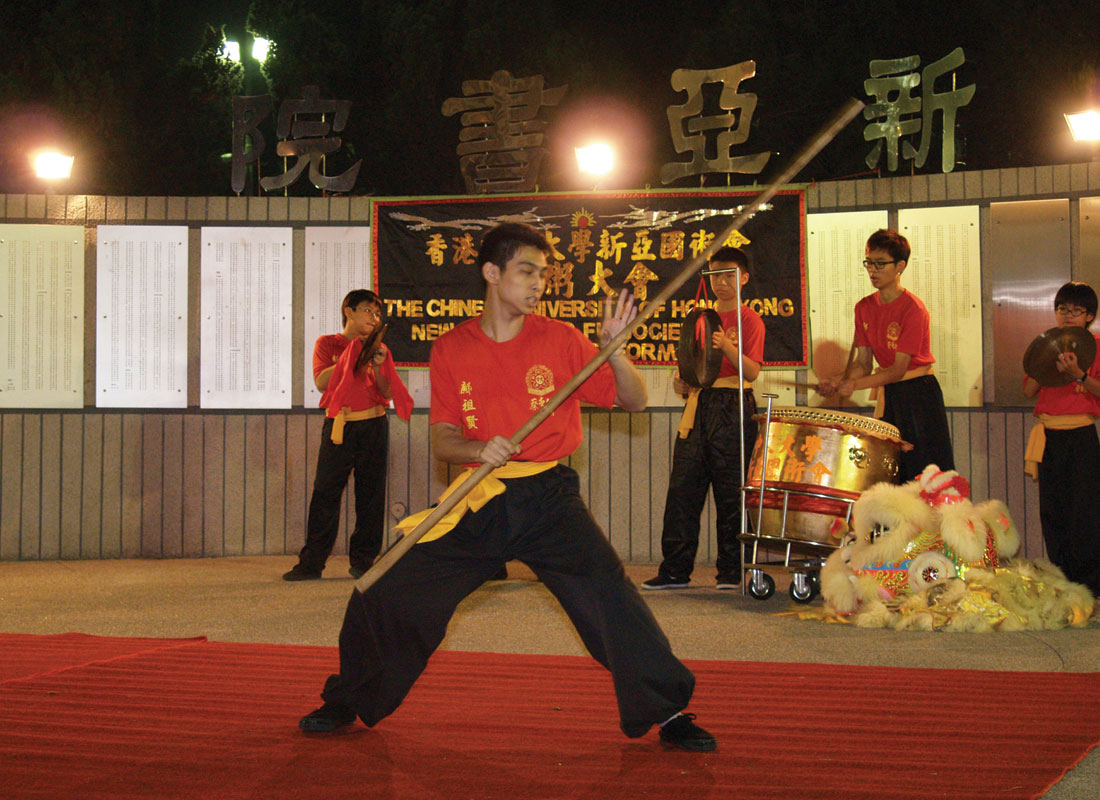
282,565,322,582
299,703,357,733
715,573,741,590
642,574,690,590
659,713,717,751
348,565,367,580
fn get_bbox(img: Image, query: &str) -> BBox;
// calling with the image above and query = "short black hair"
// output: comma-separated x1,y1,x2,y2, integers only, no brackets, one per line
1054,281,1098,318
477,222,553,271
866,229,911,264
709,246,749,275
341,289,384,325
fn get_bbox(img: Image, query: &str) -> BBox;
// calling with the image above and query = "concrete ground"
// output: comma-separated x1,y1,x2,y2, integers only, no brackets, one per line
1,555,1097,798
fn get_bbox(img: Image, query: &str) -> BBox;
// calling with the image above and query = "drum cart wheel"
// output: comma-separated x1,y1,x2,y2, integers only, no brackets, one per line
747,569,775,600
788,570,819,604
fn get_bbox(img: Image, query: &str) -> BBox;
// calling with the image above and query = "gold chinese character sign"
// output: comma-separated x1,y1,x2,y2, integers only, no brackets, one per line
661,61,772,185
442,70,567,194
863,47,974,173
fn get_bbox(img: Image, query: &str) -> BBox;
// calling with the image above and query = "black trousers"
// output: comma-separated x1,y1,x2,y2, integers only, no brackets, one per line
881,375,955,482
1039,425,1100,595
299,415,388,572
319,466,695,738
658,388,757,579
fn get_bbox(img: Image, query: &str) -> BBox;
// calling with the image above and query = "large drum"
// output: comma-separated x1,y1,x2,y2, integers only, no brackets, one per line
743,407,907,545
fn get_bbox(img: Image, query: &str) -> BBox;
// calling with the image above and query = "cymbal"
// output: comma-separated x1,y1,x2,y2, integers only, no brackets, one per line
1022,326,1097,387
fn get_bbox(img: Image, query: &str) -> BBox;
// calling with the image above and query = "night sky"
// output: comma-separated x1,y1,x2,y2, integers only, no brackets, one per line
1,1,1099,196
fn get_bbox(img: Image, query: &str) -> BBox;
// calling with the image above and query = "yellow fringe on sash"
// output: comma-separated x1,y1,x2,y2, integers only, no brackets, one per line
394,460,558,543
869,364,934,419
331,405,386,444
1024,413,1097,481
677,375,752,439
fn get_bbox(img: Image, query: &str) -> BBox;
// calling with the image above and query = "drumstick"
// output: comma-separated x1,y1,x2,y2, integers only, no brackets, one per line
355,97,865,594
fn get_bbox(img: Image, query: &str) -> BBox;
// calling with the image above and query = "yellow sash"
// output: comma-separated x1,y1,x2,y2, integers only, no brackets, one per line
394,460,558,543
331,405,386,444
1024,413,1097,481
676,375,751,439
870,365,934,419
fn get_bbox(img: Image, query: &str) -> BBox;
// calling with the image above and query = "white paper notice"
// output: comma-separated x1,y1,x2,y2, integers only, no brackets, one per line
303,226,373,409
806,211,889,410
899,206,982,407
95,226,188,407
0,224,85,408
200,227,293,408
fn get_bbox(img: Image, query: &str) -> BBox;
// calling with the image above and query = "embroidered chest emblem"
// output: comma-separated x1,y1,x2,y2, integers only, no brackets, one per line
526,364,555,396
886,321,900,342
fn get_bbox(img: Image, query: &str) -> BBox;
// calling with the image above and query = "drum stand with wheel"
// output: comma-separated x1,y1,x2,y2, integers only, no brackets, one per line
737,397,906,603
737,394,846,603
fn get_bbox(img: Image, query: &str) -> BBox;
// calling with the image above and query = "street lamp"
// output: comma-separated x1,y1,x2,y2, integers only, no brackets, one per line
252,37,270,64
1065,110,1100,142
220,39,241,63
575,142,615,177
33,151,74,181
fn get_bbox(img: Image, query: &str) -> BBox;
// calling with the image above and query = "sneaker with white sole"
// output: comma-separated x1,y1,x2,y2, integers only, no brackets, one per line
715,573,741,590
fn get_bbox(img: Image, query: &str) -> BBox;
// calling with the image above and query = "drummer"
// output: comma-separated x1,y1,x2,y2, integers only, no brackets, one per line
816,228,954,481
1023,281,1100,596
643,246,765,591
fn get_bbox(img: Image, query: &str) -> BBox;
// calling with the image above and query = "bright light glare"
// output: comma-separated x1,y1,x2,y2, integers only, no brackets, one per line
221,39,241,63
1065,110,1100,142
34,152,74,180
575,143,615,175
252,37,270,63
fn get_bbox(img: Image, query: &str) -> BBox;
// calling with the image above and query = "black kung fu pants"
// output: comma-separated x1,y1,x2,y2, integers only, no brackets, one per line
880,374,955,482
299,415,388,573
319,465,696,738
1038,425,1100,595
658,387,757,580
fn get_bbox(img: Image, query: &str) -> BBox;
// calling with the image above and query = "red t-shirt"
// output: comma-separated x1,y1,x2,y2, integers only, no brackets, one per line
715,305,766,379
313,333,353,409
325,337,399,419
429,315,618,464
1033,332,1100,416
853,289,935,369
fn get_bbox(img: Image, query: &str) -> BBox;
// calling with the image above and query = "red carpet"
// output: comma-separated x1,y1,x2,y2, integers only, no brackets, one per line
1,633,1098,799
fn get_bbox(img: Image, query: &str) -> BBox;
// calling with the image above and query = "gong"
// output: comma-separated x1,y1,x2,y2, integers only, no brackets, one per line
1022,326,1097,387
677,307,723,388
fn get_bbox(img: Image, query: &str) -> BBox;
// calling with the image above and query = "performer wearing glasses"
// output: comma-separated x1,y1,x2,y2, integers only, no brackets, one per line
1023,281,1100,595
816,228,954,481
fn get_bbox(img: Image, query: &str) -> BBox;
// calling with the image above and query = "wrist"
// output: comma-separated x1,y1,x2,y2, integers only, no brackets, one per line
1078,372,1088,384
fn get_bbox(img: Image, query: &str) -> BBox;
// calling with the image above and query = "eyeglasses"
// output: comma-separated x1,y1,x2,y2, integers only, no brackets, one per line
861,259,897,272
351,305,382,320
1056,305,1089,319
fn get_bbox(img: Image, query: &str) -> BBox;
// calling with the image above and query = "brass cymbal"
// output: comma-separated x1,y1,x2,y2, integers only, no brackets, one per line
1022,326,1097,387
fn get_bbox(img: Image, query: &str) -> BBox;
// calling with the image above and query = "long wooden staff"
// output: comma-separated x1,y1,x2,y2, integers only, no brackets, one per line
355,97,865,594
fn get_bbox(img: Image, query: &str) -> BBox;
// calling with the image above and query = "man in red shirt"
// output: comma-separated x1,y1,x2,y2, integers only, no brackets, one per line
644,247,765,590
817,228,954,481
283,290,411,582
298,222,716,751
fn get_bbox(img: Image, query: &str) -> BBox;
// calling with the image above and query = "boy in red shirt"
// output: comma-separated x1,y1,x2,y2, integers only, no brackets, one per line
1023,281,1100,595
644,246,765,590
283,290,411,581
298,222,716,751
817,228,954,481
